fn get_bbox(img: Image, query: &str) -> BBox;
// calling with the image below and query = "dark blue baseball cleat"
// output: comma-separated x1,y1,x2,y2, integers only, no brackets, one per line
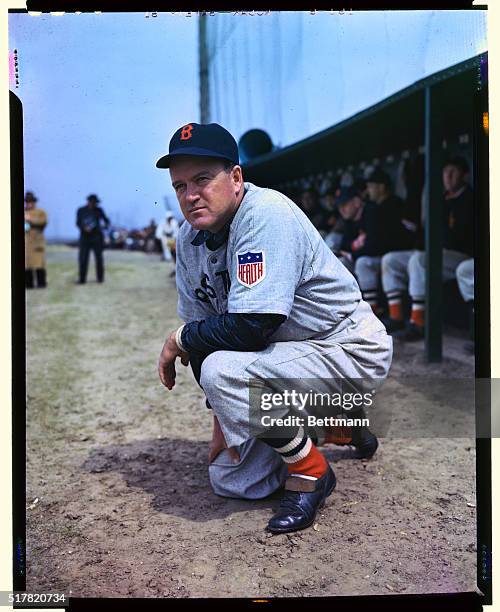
312,407,379,460
393,321,424,342
267,466,337,534
351,427,379,459
381,316,406,334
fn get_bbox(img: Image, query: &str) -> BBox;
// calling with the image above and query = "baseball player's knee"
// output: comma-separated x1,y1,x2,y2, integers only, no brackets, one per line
199,350,234,394
455,259,474,302
456,260,466,283
456,258,473,281
208,440,287,500
354,256,368,275
409,250,425,272
381,251,399,275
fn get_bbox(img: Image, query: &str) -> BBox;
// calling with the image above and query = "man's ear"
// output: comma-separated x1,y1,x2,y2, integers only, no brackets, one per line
232,165,243,189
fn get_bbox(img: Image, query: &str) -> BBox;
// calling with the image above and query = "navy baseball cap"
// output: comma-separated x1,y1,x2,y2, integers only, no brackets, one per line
366,167,391,186
334,186,360,207
156,122,239,169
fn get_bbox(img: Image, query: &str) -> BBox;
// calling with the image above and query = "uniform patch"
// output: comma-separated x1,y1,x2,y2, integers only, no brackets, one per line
237,251,266,288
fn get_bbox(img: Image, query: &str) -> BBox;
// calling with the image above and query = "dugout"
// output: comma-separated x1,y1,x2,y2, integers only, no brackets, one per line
243,53,488,362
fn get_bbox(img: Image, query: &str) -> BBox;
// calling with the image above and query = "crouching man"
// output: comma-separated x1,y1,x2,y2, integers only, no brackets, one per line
156,123,392,534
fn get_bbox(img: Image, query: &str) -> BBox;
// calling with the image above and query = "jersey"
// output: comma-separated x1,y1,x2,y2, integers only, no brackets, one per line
176,182,362,342
443,185,474,257
357,195,416,257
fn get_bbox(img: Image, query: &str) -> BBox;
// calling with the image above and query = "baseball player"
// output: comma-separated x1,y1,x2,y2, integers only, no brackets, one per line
332,185,366,273
382,156,473,340
156,123,392,534
353,168,415,314
155,212,180,262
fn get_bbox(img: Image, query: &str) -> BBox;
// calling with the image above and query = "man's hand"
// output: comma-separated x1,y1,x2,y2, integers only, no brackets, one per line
158,331,190,390
351,231,366,252
327,213,338,227
208,415,240,464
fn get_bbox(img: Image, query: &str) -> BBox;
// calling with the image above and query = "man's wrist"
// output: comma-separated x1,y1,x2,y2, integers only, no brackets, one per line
174,325,186,352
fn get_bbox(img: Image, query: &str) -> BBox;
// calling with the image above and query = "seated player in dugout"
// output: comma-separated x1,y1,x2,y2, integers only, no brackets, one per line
299,187,330,236
156,123,393,534
322,189,343,252
331,185,366,273
381,156,473,341
351,167,416,316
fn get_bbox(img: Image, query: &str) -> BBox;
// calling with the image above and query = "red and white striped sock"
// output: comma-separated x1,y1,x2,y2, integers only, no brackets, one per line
362,289,379,313
410,298,425,328
386,291,404,321
270,426,328,480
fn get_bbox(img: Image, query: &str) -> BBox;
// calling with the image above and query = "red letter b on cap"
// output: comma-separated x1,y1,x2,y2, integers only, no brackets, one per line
180,124,194,140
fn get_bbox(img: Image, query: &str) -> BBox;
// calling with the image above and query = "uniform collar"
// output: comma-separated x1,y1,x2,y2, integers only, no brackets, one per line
190,188,247,251
191,219,232,251
445,185,467,200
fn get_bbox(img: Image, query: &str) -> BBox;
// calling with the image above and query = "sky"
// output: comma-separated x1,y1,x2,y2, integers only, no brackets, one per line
207,10,487,147
8,10,487,240
9,12,198,239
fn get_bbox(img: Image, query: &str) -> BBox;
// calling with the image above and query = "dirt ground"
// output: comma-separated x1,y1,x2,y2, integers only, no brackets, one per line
25,246,477,598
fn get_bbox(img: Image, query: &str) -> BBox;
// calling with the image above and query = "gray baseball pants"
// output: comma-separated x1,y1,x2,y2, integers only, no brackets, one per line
408,249,471,300
381,250,414,295
456,258,474,302
354,256,382,292
204,299,393,499
381,249,471,300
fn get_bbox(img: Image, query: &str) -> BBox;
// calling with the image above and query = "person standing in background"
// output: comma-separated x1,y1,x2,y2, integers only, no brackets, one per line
76,194,110,284
24,191,48,289
155,212,180,264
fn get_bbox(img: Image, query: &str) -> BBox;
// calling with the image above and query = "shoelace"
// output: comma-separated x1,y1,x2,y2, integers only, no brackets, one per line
278,491,308,513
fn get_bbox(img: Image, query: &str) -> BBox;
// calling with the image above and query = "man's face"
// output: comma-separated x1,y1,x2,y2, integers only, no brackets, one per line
170,156,243,233
87,200,97,209
442,164,466,194
301,191,316,211
25,200,35,210
366,182,386,203
338,196,361,220
324,194,335,210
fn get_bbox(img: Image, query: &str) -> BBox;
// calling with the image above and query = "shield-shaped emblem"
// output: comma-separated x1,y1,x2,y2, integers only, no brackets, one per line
237,251,266,288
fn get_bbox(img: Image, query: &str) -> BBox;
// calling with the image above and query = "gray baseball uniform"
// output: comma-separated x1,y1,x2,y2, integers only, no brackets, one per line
176,182,393,499
409,249,471,300
355,255,383,296
381,250,414,295
382,249,470,300
456,258,474,303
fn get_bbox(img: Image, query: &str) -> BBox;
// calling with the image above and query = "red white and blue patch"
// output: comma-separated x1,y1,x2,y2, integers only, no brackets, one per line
237,251,266,288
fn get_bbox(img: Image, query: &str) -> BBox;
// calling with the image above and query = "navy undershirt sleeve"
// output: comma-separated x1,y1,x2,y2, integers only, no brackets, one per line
181,312,286,356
